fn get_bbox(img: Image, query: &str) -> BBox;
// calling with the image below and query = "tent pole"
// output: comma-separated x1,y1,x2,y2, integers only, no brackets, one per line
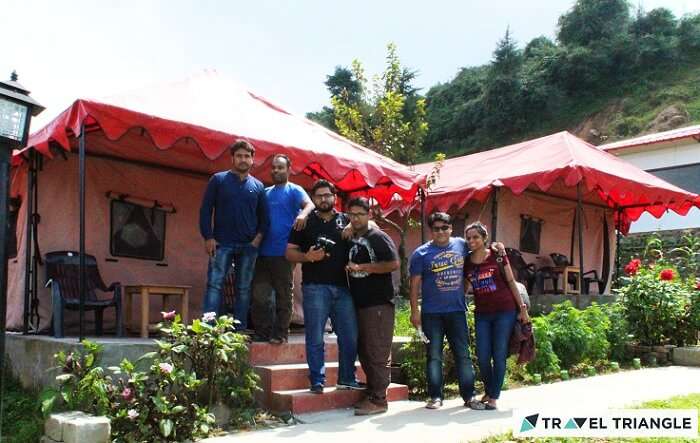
79,125,86,342
577,183,585,297
419,188,426,244
490,187,499,242
23,151,35,334
615,207,622,286
31,156,40,331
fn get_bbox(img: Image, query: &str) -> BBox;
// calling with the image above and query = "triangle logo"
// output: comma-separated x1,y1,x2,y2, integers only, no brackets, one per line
565,418,578,429
574,417,587,428
520,413,539,432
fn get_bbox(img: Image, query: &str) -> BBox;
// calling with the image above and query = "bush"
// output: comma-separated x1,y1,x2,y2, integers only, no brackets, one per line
547,301,595,367
580,303,611,363
526,315,560,378
600,302,632,362
42,314,260,442
616,264,691,346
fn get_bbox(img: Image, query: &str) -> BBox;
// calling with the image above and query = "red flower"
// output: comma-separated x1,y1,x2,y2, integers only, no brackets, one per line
624,259,642,276
161,310,176,321
659,269,674,281
695,279,700,290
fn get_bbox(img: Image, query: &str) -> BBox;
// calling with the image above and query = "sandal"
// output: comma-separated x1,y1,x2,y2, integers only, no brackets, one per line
484,402,497,410
466,399,486,410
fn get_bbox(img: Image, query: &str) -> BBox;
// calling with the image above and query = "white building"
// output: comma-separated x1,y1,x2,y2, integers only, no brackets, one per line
600,124,700,233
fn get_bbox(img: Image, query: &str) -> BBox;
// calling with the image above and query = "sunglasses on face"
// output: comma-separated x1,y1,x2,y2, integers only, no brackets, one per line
431,225,451,232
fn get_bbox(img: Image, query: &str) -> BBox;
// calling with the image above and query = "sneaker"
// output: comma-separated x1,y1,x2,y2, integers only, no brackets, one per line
425,398,443,409
336,381,367,391
309,384,324,394
355,400,388,416
269,337,288,345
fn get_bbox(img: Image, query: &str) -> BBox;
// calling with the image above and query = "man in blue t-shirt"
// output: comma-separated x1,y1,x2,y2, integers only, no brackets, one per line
409,212,504,411
251,154,314,343
199,140,268,329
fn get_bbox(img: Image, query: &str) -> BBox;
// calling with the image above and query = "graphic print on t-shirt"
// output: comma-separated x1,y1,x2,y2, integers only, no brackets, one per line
348,236,376,279
431,250,465,291
469,267,498,295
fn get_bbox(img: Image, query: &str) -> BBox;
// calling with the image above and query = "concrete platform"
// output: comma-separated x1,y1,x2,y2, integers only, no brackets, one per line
673,345,700,366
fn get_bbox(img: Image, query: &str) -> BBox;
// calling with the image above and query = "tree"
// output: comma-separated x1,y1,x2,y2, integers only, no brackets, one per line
557,0,631,47
329,43,432,297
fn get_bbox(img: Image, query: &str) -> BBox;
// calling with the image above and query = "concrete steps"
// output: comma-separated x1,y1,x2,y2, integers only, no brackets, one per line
248,334,408,414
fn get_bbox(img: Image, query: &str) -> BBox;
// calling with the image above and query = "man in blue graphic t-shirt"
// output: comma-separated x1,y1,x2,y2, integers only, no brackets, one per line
409,212,504,410
251,154,314,344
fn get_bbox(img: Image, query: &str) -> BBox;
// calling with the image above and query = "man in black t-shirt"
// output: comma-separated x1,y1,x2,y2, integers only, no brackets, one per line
346,197,399,416
286,180,360,394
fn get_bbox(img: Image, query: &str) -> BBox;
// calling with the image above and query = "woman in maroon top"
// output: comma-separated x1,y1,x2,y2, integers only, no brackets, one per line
464,222,529,410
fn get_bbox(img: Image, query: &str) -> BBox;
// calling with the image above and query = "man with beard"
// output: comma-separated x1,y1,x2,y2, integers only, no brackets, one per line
286,180,362,394
345,197,399,415
251,154,314,344
199,139,268,329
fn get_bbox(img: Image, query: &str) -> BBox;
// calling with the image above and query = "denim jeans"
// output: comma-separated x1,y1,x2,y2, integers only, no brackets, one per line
302,283,358,386
475,310,517,400
202,243,258,329
422,310,475,402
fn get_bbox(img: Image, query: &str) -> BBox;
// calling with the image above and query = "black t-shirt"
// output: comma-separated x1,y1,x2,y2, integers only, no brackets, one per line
348,228,398,308
287,210,350,287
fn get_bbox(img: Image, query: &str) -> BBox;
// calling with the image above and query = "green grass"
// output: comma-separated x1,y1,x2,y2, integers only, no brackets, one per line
394,299,414,337
0,367,43,443
482,393,700,443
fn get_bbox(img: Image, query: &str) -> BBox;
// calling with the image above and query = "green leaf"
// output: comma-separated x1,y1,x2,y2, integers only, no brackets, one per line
136,352,158,362
55,374,74,383
159,418,174,437
171,405,186,414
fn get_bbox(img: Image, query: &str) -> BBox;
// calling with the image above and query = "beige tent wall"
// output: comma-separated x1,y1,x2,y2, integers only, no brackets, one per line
7,154,271,332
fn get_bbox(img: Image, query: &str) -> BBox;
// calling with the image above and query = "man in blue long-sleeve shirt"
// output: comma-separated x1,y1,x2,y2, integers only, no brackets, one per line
199,139,268,329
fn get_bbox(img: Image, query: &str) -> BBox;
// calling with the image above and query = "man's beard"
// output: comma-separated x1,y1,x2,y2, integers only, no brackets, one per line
272,173,287,184
317,202,333,212
235,163,251,173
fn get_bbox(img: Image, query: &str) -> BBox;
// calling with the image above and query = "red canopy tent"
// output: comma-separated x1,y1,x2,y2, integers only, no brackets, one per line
406,131,700,295
14,70,423,207
415,131,699,225
8,71,424,336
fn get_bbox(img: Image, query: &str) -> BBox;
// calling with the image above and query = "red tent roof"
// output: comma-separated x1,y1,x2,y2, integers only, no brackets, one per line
15,70,423,207
415,131,700,224
600,124,700,153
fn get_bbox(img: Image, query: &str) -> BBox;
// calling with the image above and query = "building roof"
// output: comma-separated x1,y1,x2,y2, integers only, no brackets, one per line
599,124,700,153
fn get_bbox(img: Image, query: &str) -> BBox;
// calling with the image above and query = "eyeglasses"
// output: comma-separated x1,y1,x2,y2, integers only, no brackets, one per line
314,193,335,200
431,225,451,232
348,212,368,218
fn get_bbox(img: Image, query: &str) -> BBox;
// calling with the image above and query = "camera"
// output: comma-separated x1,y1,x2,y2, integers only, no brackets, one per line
314,236,337,253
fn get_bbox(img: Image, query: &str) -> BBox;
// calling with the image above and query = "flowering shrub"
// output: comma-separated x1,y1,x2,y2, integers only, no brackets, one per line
616,261,693,346
42,313,260,441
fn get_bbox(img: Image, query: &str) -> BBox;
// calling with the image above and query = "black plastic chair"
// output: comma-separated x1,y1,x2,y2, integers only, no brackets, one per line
540,253,603,294
505,247,536,294
45,251,123,338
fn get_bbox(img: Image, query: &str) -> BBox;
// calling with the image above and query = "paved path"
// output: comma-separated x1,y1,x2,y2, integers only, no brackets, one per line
203,366,700,443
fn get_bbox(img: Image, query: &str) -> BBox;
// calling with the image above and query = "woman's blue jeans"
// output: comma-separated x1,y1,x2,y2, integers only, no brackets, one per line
475,310,517,400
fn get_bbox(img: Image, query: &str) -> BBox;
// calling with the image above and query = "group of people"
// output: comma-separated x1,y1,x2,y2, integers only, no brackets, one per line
199,139,530,416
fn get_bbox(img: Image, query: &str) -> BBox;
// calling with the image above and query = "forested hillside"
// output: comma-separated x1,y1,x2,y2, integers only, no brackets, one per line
307,0,700,161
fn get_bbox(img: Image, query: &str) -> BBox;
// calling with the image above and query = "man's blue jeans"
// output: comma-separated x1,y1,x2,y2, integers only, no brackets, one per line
302,284,358,386
422,310,475,402
202,244,258,329
475,310,517,400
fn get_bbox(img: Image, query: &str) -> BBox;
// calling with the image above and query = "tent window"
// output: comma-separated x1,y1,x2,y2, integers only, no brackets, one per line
519,215,542,254
7,197,21,259
110,199,167,261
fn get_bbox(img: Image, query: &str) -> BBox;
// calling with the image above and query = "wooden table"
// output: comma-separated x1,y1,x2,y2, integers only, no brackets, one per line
124,284,190,338
552,266,581,295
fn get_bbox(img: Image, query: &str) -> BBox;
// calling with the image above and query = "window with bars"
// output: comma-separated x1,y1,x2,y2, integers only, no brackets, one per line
110,199,167,261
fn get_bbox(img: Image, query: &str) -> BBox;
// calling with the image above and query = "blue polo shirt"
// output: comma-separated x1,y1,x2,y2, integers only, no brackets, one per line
199,171,268,246
259,182,310,257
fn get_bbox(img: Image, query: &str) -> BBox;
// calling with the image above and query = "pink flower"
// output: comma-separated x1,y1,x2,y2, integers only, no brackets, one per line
695,279,700,290
121,387,134,402
659,269,674,281
161,310,176,321
158,362,174,374
127,409,139,420
202,312,217,322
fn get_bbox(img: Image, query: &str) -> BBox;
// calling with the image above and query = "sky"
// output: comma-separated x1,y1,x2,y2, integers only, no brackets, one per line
2,0,698,130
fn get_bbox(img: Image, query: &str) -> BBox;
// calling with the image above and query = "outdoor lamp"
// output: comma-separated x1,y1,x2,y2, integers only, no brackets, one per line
0,71,44,146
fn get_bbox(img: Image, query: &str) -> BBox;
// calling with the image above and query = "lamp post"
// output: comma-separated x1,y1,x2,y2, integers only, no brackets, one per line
0,71,43,391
